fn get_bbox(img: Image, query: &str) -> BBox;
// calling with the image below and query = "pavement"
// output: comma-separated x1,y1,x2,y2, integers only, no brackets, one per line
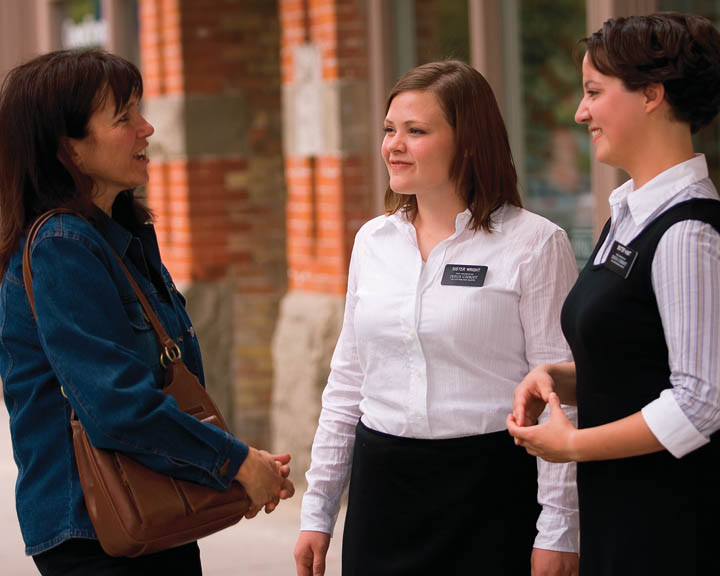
0,405,345,575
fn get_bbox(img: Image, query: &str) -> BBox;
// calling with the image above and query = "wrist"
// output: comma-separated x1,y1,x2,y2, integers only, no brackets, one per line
541,362,558,381
235,446,257,484
567,427,583,461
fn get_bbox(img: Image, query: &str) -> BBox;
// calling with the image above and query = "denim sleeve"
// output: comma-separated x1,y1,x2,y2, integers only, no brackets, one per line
30,233,248,490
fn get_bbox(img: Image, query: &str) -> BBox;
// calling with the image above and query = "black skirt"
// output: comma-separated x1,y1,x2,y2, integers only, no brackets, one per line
33,539,201,576
342,421,540,576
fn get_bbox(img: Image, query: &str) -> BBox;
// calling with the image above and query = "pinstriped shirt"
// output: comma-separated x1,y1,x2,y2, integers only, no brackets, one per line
593,154,720,458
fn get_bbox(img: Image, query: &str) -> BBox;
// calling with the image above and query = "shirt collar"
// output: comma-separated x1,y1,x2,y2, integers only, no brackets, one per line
382,205,506,236
89,206,133,258
609,154,709,226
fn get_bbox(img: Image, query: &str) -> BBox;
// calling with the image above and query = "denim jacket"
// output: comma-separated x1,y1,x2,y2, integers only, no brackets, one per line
0,211,248,555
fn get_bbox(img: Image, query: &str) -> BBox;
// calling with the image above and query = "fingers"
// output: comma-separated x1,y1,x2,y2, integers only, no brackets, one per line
236,447,294,510
267,452,292,465
313,554,326,576
280,477,295,499
245,505,261,519
548,392,562,412
295,532,330,576
506,413,533,449
295,534,327,576
294,545,312,576
513,392,526,428
264,498,280,514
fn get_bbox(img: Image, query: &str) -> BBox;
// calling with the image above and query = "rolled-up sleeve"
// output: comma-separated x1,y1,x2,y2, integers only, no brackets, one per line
644,221,720,458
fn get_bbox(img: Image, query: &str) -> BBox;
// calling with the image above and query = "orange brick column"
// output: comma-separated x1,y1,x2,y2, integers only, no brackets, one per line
139,0,285,448
272,0,374,484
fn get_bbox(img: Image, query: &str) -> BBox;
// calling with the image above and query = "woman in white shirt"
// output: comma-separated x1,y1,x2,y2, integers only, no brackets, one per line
508,13,720,576
295,60,580,576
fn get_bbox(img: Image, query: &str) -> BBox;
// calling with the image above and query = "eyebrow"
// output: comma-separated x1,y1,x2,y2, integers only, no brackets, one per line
384,119,432,126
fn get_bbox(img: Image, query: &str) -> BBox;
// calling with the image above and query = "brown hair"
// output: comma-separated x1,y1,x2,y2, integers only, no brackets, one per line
384,60,521,232
0,49,152,276
581,12,720,133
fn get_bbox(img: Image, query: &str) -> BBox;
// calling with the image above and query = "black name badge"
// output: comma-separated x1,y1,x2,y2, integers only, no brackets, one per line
441,264,488,287
604,241,638,279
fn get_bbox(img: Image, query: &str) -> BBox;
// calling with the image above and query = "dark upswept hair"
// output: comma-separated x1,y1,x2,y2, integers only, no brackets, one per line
0,49,151,276
384,60,521,232
581,12,720,133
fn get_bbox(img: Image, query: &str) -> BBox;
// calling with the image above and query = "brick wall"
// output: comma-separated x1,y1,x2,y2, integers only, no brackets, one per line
139,0,285,448
415,0,439,65
280,0,372,296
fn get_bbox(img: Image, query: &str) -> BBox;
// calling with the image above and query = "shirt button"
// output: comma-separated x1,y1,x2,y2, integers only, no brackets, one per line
416,370,422,377
416,414,424,420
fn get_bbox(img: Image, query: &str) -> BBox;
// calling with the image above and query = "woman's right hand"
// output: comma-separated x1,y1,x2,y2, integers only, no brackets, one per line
295,530,331,576
235,448,295,516
512,364,556,427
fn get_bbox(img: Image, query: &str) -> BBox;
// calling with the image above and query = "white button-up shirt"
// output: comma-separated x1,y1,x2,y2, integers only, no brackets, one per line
594,154,720,458
301,203,580,552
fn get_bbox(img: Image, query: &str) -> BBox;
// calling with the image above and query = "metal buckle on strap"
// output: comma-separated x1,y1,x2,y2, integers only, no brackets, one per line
160,343,182,368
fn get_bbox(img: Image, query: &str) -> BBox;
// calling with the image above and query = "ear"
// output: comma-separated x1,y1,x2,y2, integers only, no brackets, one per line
58,137,83,170
643,83,665,113
56,140,87,181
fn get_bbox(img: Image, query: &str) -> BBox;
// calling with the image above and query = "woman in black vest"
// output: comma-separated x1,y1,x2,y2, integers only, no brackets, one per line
507,12,720,576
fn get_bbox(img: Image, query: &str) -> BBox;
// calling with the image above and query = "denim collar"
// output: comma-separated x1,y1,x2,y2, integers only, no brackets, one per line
90,206,163,281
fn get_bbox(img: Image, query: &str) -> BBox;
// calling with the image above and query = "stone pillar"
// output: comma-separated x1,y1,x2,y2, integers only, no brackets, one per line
273,0,374,486
139,0,285,449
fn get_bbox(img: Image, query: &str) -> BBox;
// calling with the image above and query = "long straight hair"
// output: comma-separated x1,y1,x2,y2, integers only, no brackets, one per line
0,49,151,276
384,60,521,231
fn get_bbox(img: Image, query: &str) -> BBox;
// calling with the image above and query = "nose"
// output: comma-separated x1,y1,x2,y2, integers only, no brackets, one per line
574,97,590,125
386,131,405,152
138,114,154,138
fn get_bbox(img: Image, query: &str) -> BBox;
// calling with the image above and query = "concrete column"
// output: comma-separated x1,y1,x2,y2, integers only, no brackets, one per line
273,0,374,486
139,0,285,449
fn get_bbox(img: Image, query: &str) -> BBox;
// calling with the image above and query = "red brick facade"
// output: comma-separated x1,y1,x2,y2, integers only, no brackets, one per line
138,0,285,447
280,0,372,295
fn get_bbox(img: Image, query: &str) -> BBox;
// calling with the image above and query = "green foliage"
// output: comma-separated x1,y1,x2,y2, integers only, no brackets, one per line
436,0,470,63
520,0,587,184
68,0,100,24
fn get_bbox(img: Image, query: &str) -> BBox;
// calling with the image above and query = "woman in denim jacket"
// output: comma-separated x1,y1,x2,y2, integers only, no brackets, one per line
0,50,294,575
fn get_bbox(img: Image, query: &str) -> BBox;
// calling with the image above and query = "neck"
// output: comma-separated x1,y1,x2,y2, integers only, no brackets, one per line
412,187,466,261
94,189,119,216
413,188,466,235
625,122,694,189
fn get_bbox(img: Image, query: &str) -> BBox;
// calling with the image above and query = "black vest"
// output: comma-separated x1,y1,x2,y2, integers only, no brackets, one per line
561,199,720,576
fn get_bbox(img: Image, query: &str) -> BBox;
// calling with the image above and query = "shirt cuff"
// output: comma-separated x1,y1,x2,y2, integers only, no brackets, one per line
642,389,709,458
300,492,336,535
534,508,579,553
214,434,249,489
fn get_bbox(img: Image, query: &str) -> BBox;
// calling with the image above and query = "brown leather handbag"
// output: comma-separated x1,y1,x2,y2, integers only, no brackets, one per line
23,209,250,557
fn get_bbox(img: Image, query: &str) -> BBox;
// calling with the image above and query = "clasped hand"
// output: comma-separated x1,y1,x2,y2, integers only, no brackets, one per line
235,448,295,518
506,366,578,463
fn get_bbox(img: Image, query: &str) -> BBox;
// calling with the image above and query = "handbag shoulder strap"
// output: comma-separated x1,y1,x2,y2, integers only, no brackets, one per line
22,208,76,319
22,209,181,367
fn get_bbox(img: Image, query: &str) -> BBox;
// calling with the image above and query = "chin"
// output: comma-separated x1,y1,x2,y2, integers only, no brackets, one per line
391,188,413,197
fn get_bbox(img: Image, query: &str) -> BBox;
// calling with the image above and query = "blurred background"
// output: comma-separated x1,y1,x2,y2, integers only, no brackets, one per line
1,0,720,572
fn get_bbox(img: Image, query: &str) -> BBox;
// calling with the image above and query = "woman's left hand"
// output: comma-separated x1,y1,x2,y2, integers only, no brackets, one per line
507,393,578,463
